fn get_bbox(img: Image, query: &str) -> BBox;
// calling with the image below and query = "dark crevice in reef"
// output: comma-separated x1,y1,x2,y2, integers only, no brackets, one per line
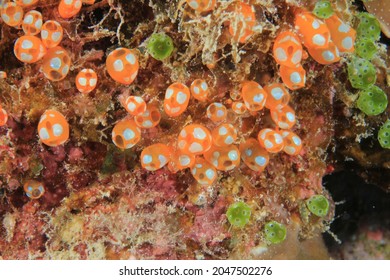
323,171,390,259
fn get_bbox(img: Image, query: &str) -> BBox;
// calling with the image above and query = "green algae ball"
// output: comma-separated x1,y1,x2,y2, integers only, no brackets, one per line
264,221,287,244
357,13,381,42
226,201,251,228
306,195,329,217
347,57,376,89
378,120,390,149
147,33,174,60
357,85,388,116
313,1,334,19
355,39,377,60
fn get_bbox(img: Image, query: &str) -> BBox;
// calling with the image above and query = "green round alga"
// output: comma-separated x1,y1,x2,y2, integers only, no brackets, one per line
264,221,287,244
355,39,377,60
306,195,329,217
357,12,381,42
347,57,377,89
313,1,334,19
357,85,388,116
378,120,390,149
146,33,174,60
226,201,251,228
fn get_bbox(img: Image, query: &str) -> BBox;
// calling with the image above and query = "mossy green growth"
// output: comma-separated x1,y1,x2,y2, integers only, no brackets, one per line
347,57,376,89
357,85,388,116
355,39,377,60
306,195,329,217
357,12,381,42
226,201,251,228
264,221,287,244
101,145,137,174
313,1,334,19
378,120,390,149
146,33,174,60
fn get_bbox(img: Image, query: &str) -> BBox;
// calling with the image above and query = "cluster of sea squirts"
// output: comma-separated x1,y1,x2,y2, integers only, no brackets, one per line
1,0,387,244
0,0,98,198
